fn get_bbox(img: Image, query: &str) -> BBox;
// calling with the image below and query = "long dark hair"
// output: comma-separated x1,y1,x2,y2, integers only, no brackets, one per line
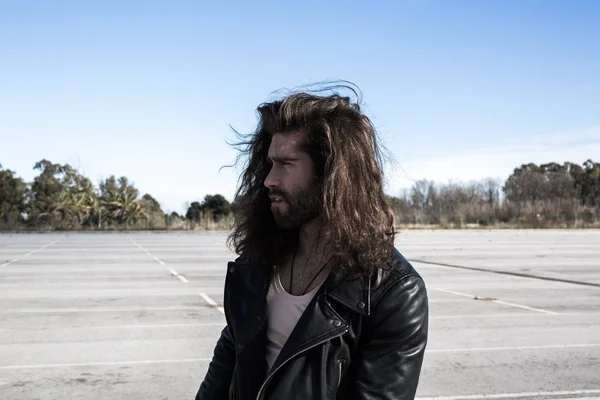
226,82,395,275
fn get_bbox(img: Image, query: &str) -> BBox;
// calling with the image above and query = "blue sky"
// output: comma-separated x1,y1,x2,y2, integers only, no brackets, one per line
1,0,599,213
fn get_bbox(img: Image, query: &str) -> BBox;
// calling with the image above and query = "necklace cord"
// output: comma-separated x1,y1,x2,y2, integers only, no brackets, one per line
290,248,334,295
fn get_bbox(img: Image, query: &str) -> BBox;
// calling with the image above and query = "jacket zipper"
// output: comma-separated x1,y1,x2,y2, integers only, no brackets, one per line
337,359,345,388
255,328,349,400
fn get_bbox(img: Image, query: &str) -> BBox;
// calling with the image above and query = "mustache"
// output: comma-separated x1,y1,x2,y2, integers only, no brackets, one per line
268,189,288,200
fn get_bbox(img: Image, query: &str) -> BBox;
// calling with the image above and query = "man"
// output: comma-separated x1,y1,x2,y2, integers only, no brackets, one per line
195,84,429,399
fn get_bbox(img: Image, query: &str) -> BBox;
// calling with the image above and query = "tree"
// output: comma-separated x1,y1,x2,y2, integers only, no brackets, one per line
503,163,546,204
386,194,410,225
98,175,147,228
479,178,501,208
579,159,600,206
200,194,232,222
0,163,27,228
184,194,233,227
140,193,165,229
28,160,77,228
140,194,162,213
186,201,202,222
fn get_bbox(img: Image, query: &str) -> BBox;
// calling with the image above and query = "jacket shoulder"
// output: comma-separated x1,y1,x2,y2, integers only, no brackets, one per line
374,247,422,285
370,247,426,305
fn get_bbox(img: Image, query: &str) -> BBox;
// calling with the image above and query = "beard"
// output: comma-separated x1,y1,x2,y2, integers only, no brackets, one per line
270,181,322,230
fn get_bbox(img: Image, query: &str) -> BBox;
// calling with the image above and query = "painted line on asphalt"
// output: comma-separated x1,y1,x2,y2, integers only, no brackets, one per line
492,299,559,315
431,313,551,319
428,299,473,304
2,274,170,280
92,322,224,329
434,288,558,315
433,288,476,299
169,268,189,283
0,305,208,314
0,322,226,330
0,291,211,298
2,273,224,280
427,343,600,353
412,258,600,289
28,240,59,256
416,389,600,400
0,358,213,370
129,238,188,283
199,292,225,313
1,239,59,267
0,259,19,267
129,238,153,257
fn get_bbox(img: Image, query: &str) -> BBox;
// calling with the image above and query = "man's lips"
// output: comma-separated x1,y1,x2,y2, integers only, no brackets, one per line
269,195,286,203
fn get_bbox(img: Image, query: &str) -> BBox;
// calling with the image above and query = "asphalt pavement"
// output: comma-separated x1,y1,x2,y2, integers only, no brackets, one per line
1,230,599,400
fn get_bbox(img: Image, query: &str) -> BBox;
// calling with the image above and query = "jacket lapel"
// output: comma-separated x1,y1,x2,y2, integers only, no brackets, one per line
226,259,376,379
267,266,372,373
326,267,374,316
225,261,272,399
268,285,347,373
226,261,271,351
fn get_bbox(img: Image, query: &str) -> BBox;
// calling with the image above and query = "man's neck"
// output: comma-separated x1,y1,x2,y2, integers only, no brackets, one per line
277,217,333,295
296,217,329,265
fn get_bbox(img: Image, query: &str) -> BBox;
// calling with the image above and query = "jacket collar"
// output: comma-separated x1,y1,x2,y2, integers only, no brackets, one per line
228,257,378,316
226,257,384,384
322,266,374,316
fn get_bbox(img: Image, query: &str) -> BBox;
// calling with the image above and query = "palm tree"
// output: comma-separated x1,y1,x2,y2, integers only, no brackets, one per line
104,189,147,229
70,177,98,227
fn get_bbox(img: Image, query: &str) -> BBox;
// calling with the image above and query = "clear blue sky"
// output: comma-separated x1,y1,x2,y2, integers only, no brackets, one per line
1,0,599,213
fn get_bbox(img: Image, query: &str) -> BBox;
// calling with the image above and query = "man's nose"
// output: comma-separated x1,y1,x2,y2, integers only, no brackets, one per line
264,167,279,188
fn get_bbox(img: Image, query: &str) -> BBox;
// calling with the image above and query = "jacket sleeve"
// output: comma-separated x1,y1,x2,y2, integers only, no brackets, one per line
194,324,236,400
348,274,429,400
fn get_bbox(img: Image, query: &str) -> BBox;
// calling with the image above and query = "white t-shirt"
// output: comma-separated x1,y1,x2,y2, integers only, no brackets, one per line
265,266,325,370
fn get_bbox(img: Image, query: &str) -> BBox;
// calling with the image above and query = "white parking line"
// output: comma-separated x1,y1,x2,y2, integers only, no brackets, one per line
1,240,59,267
492,299,559,315
2,273,224,280
431,313,550,319
428,299,473,304
434,288,475,299
0,358,212,370
2,274,169,280
0,305,206,314
416,389,600,400
0,292,210,299
169,268,189,283
199,292,224,313
129,238,187,283
25,240,57,256
1,259,19,267
434,288,558,315
92,322,224,329
427,343,600,353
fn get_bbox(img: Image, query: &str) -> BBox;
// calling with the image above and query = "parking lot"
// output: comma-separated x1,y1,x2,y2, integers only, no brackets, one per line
1,230,599,399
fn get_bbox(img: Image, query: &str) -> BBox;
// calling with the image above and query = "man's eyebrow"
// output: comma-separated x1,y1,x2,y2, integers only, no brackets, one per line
267,156,299,163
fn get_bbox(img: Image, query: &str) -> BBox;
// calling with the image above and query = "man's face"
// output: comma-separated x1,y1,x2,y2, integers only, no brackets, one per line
264,131,322,230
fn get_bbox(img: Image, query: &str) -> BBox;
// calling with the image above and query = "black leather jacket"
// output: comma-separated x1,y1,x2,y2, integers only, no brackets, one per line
195,248,429,400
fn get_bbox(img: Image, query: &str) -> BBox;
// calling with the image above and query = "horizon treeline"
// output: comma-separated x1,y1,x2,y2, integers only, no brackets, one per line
1,158,599,232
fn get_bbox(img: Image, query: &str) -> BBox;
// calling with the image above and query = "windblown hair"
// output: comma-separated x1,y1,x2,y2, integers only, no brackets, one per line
226,83,396,275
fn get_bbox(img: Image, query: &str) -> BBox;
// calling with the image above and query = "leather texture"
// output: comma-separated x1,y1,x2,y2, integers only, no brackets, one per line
195,247,429,400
